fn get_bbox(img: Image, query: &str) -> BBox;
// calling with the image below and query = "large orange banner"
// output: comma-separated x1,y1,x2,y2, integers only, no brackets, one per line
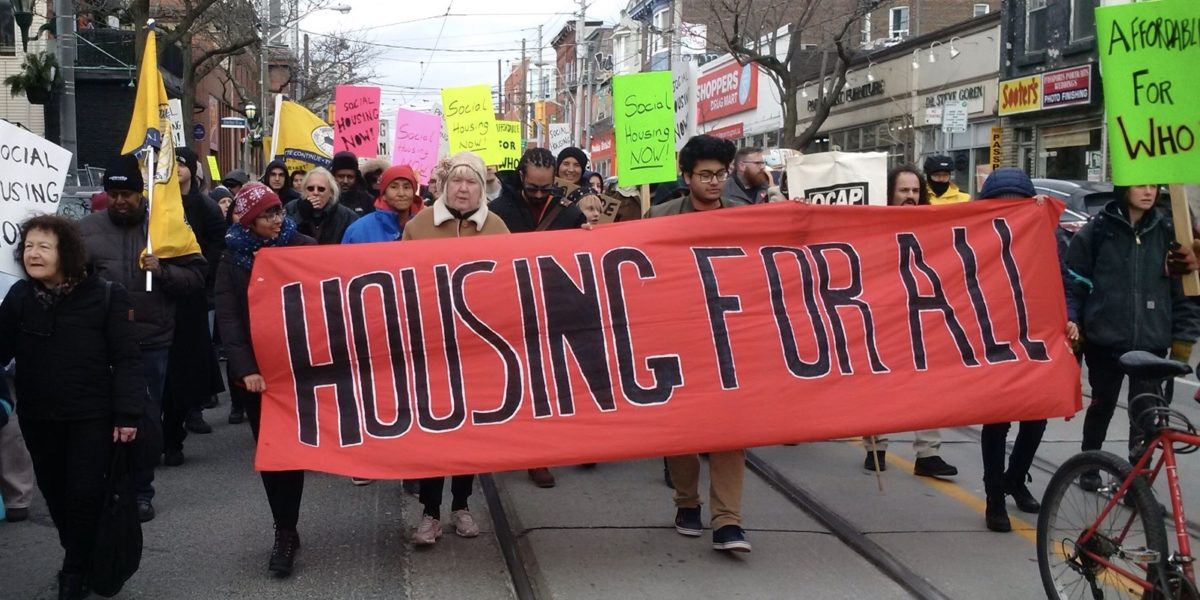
250,201,1082,477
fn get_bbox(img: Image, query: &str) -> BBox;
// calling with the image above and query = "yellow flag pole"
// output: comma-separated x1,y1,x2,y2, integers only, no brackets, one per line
144,147,155,292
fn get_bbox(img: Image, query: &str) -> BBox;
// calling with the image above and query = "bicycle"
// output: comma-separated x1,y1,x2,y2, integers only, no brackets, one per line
1038,350,1200,600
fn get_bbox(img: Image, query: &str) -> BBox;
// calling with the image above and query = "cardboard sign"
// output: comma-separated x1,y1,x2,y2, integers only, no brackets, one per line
167,98,186,147
595,194,623,224
248,201,1081,478
494,120,522,170
0,121,73,275
785,151,887,206
392,108,442,186
673,61,698,151
549,123,572,155
1096,0,1200,185
613,71,677,187
333,85,382,157
441,85,497,164
207,155,221,183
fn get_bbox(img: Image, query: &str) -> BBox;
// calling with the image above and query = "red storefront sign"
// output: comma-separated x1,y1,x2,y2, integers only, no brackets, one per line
590,130,615,175
1041,65,1092,109
697,62,759,124
706,123,744,141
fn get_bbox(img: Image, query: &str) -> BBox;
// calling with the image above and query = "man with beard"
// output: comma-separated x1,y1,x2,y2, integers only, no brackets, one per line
886,164,930,206
331,151,377,217
490,147,586,233
78,153,208,522
722,147,770,205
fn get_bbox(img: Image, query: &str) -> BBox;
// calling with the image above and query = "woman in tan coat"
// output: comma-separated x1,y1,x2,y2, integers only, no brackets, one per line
401,151,507,545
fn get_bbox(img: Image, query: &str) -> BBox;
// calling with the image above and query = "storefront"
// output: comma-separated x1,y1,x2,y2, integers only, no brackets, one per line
694,57,783,148
919,81,1001,196
590,130,615,178
998,64,1102,181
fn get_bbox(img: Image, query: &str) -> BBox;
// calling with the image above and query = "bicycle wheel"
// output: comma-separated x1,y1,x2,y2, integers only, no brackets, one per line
1037,450,1170,600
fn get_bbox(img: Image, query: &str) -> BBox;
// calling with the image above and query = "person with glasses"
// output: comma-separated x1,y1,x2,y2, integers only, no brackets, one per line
723,146,770,205
490,147,587,237
284,167,359,245
646,135,751,553
215,183,317,577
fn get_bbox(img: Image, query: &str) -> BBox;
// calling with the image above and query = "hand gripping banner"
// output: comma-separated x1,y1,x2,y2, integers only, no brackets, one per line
250,201,1081,477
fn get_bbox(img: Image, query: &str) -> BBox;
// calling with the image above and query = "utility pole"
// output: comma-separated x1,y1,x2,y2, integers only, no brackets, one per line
55,0,77,182
302,33,309,101
574,0,586,147
520,38,527,143
497,58,502,114
537,24,545,147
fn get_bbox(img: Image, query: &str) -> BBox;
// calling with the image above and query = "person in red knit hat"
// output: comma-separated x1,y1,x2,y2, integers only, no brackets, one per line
341,164,424,244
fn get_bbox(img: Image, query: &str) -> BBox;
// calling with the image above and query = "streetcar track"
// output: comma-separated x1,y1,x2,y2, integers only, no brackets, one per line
480,473,539,600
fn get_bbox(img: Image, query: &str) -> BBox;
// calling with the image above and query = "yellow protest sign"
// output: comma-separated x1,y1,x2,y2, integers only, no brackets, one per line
207,155,221,183
442,85,497,164
493,120,521,169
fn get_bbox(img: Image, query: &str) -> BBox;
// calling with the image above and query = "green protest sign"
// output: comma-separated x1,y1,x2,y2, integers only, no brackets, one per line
613,71,677,187
1096,0,1200,185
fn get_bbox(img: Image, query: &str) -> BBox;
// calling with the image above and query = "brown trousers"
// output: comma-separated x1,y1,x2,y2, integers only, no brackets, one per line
667,450,745,529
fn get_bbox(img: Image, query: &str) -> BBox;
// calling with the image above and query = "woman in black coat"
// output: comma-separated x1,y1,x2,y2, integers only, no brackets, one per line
0,215,145,600
214,183,315,577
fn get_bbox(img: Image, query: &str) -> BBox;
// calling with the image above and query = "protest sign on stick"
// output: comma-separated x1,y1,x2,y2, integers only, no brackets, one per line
442,85,498,164
333,86,382,156
0,121,73,276
494,120,521,170
613,71,677,187
785,151,887,206
392,109,442,185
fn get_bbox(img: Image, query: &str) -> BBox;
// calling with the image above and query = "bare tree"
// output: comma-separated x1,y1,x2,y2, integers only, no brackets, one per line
286,30,380,116
706,0,884,150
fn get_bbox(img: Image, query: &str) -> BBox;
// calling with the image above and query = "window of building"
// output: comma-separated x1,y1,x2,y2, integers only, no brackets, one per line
652,9,667,55
0,0,15,57
973,4,990,17
1071,0,1099,41
889,7,909,39
1027,0,1049,52
862,13,872,47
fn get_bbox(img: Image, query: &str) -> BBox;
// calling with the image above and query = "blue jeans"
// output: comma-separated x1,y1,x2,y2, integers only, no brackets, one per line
135,348,169,503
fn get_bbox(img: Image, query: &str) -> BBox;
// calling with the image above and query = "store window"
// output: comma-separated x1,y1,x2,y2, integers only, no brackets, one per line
1027,0,1049,52
0,0,15,57
889,7,910,39
1071,0,1099,42
1039,123,1102,180
973,4,990,17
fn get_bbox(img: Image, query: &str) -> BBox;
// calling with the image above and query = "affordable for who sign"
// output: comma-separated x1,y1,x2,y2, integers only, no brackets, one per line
697,61,758,124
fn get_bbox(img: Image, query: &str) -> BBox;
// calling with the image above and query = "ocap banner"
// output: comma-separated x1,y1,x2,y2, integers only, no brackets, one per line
270,96,335,173
248,201,1081,478
0,120,72,276
1096,0,1200,185
441,85,498,165
785,151,887,205
392,108,442,185
494,120,521,170
333,86,381,157
612,71,677,187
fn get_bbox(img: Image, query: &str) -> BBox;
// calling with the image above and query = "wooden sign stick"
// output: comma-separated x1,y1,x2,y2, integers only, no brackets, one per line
1170,184,1200,296
640,184,651,217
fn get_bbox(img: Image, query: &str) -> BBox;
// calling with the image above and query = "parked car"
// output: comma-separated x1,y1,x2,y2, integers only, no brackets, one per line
1032,179,1114,217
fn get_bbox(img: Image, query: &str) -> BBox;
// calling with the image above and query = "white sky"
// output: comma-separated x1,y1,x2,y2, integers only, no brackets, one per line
300,0,629,115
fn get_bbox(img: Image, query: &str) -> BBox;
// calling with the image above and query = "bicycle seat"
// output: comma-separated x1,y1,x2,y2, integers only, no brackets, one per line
1118,351,1192,380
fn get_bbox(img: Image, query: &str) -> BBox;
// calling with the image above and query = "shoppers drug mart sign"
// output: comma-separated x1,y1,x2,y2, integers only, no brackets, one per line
697,61,758,124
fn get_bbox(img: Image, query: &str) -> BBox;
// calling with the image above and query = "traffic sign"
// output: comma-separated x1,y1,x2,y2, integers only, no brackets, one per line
941,101,968,134
220,117,247,130
193,124,206,140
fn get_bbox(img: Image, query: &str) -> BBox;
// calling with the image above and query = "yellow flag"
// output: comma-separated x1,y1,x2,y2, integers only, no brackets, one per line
121,25,200,259
270,96,334,173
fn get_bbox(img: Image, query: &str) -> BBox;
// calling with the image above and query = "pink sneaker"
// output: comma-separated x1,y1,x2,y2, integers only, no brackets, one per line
451,510,480,538
413,515,441,545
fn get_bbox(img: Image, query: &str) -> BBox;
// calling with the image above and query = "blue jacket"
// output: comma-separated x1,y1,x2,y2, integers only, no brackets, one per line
342,209,405,244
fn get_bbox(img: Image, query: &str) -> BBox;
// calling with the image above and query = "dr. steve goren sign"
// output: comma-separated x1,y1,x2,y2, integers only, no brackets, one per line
613,71,677,187
248,201,1081,479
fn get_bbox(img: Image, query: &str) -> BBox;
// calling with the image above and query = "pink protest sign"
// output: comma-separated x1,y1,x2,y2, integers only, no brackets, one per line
333,85,381,156
392,108,442,185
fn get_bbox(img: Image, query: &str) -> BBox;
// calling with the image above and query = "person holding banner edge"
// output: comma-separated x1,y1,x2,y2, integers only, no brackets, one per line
215,183,317,577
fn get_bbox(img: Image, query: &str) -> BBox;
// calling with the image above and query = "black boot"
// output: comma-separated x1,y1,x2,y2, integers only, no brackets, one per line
57,571,89,600
269,527,300,577
985,492,1012,532
1005,472,1041,514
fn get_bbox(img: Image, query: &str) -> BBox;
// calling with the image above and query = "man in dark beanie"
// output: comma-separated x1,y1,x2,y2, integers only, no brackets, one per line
330,151,376,217
162,147,227,452
78,152,208,522
221,169,251,198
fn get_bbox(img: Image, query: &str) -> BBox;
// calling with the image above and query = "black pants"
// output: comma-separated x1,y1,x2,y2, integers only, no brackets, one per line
20,417,113,574
418,475,474,520
1083,345,1166,455
980,419,1047,493
235,385,304,531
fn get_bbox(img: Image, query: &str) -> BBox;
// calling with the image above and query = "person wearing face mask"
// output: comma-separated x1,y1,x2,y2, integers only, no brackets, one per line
922,155,970,205
261,160,301,205
283,167,359,245
723,147,770,205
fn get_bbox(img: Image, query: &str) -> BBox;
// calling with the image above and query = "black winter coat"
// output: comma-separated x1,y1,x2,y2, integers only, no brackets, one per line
0,277,146,426
489,181,586,233
214,234,317,383
284,198,359,245
182,186,227,300
78,210,208,350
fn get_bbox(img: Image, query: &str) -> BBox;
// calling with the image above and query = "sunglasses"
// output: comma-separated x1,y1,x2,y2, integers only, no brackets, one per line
306,185,328,193
523,184,559,196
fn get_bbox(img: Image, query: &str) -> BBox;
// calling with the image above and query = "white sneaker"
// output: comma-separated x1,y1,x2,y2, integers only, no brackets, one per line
413,515,441,545
351,477,374,486
451,509,480,538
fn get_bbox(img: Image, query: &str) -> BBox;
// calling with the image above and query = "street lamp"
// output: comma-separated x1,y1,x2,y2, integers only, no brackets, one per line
245,102,257,121
12,0,34,52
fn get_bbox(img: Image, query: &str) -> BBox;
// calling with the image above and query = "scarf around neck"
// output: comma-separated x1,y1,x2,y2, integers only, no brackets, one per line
225,218,298,271
32,278,80,309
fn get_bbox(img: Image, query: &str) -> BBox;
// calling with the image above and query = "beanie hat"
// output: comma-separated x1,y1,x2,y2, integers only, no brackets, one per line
556,147,589,172
331,151,360,174
978,167,1036,200
922,155,954,175
175,146,200,182
222,169,250,187
208,186,233,203
103,153,144,193
447,151,487,187
232,182,282,227
379,165,419,196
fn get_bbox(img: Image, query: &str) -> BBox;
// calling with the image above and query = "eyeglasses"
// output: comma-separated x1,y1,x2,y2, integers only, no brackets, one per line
523,184,558,197
306,185,327,193
691,170,730,183
256,207,284,222
741,160,765,166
